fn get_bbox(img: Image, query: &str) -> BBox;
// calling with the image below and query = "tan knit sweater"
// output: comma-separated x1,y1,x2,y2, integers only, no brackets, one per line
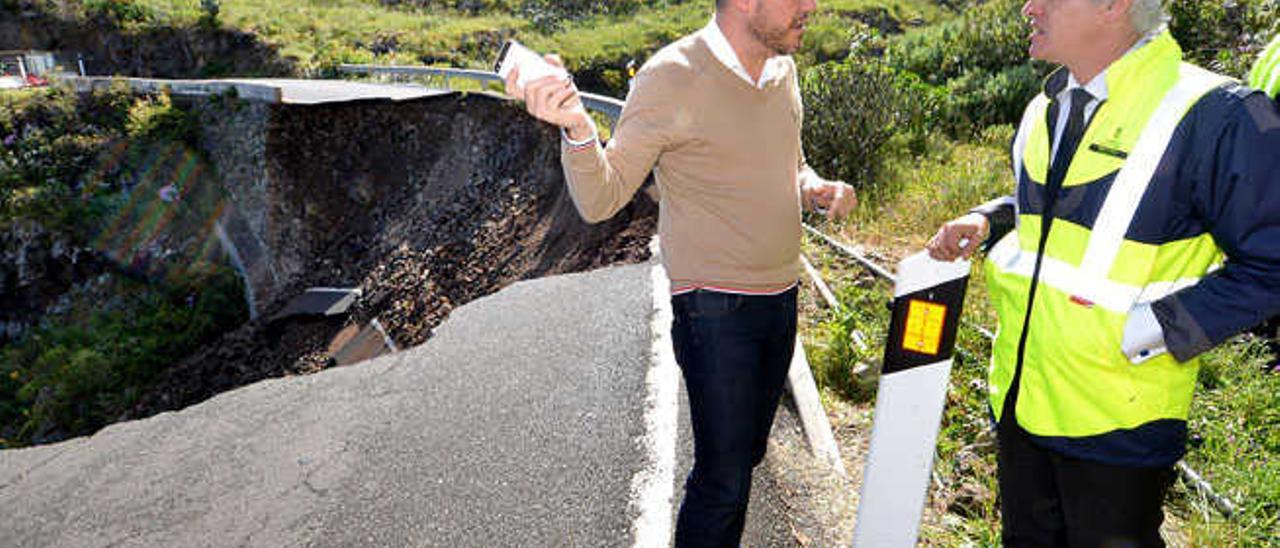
561,32,812,292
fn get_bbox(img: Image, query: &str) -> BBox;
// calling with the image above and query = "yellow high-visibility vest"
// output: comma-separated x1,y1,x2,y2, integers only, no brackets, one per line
1250,34,1280,98
987,32,1231,441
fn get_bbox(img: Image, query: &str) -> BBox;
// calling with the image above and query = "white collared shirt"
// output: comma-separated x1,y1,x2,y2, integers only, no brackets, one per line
1050,73,1109,161
699,15,788,89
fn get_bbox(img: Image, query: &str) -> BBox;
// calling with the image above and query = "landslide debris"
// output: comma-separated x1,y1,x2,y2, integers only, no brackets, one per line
124,93,656,421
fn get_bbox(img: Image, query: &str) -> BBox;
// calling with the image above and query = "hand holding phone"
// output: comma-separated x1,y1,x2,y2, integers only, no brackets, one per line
495,40,569,92
497,40,595,141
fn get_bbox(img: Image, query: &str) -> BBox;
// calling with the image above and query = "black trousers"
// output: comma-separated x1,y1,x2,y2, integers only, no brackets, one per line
670,288,797,548
997,417,1176,548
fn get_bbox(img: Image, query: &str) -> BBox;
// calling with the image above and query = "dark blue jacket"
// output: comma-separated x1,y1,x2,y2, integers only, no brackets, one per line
978,78,1280,364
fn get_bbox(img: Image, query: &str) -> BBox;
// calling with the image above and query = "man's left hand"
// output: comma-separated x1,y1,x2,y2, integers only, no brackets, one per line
802,179,858,221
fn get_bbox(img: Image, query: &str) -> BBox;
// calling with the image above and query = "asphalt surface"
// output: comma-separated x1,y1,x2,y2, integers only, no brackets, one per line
229,78,450,104
0,261,802,547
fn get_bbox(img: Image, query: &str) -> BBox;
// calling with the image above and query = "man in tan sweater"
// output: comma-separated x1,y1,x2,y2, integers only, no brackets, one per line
507,1,855,545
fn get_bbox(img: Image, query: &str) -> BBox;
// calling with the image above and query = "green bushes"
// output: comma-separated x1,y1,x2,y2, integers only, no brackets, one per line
125,92,198,145
883,0,1045,135
521,0,689,32
378,0,685,30
884,0,1027,86
936,63,1041,134
1168,0,1278,78
0,86,200,231
1,87,128,228
800,57,931,190
868,0,1277,137
0,87,246,447
0,265,247,446
793,17,876,72
379,0,515,15
793,0,1031,183
198,0,220,28
82,0,154,25
871,0,1279,136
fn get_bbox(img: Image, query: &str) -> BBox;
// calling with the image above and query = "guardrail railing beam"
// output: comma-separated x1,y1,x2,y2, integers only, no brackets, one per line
338,64,624,125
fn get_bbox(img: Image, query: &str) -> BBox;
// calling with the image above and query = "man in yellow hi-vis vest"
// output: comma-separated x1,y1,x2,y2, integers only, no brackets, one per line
927,0,1280,545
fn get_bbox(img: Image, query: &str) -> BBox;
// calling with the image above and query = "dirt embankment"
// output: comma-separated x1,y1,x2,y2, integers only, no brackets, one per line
125,92,656,420
0,3,294,77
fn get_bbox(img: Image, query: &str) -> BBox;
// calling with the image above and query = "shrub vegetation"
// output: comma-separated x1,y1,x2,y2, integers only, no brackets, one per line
3,0,1277,541
0,266,245,446
0,87,247,447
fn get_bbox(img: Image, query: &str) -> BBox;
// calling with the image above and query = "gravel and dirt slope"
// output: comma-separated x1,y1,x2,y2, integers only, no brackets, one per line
123,92,656,421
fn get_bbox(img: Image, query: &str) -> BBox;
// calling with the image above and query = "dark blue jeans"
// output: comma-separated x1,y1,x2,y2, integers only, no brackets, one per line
670,287,797,548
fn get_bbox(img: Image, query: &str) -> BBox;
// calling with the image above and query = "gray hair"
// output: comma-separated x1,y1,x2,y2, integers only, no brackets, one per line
1126,0,1169,36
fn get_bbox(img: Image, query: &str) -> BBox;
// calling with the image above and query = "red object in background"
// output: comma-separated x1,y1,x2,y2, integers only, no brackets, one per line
24,74,47,87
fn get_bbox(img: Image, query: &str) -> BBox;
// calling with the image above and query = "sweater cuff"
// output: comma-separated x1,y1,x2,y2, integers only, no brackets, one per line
561,127,598,150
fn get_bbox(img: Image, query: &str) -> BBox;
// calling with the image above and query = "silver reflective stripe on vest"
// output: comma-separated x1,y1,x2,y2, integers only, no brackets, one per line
995,64,1231,312
987,233,1201,312
1076,64,1231,290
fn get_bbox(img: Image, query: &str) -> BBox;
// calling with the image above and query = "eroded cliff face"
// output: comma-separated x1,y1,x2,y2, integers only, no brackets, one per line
130,91,657,421
198,92,655,325
1,88,655,442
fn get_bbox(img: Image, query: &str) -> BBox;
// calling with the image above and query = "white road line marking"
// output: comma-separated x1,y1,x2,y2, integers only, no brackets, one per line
629,244,680,548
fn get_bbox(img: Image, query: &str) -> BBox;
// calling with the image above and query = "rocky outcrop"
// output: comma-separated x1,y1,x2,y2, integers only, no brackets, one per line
0,220,108,344
193,92,655,320
0,4,294,78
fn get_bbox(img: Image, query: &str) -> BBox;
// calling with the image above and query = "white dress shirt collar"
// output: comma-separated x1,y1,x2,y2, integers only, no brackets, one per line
1064,71,1110,104
1052,74,1106,161
700,15,786,89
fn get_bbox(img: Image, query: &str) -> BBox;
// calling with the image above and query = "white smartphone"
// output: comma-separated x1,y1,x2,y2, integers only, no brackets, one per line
494,39,569,91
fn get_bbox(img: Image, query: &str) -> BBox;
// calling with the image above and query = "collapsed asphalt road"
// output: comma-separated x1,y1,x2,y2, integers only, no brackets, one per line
0,81,851,545
0,258,822,547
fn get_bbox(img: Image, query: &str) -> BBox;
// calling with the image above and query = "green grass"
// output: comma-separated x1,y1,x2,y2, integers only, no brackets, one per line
1176,340,1280,546
40,0,957,92
0,85,249,447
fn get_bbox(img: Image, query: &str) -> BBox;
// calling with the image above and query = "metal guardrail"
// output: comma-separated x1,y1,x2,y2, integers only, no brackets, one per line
802,223,1237,519
803,224,897,284
338,64,625,125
